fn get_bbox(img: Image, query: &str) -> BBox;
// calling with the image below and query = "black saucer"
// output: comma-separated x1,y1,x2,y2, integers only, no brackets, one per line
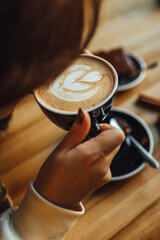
117,51,146,92
105,108,154,181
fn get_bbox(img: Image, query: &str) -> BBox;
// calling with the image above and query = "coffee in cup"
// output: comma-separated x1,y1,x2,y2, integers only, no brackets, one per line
34,54,118,132
35,55,115,113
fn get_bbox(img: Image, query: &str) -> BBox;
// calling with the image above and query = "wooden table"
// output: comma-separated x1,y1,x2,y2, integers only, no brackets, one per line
0,0,160,239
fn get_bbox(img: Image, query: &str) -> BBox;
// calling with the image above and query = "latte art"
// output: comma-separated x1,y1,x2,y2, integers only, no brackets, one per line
48,65,102,102
36,55,115,112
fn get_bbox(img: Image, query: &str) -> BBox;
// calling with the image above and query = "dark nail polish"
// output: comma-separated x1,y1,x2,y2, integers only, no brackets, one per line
76,108,84,124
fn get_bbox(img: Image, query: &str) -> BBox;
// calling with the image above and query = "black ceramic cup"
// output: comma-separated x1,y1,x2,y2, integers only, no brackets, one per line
34,54,118,137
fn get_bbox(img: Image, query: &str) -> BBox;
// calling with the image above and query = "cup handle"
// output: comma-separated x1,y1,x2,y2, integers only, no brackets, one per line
86,111,101,140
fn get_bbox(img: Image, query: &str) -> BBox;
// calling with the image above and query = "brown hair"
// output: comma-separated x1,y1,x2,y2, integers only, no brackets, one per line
0,0,100,106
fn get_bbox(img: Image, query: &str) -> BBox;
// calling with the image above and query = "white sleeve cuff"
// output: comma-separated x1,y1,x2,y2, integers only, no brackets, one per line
1,182,85,240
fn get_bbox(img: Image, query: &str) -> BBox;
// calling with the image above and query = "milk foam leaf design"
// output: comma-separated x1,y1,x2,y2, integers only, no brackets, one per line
53,75,64,89
62,67,102,91
63,70,85,88
80,71,102,82
48,64,103,102
64,82,91,91
67,65,91,71
63,70,91,91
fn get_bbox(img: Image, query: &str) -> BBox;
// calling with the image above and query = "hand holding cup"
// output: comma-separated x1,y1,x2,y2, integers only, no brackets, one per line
34,109,124,209
34,53,122,209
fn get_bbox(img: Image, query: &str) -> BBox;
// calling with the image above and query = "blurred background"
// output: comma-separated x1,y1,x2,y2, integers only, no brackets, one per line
89,0,160,64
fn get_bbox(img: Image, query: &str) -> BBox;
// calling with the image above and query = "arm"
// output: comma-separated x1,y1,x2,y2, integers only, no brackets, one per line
0,109,124,239
0,183,84,240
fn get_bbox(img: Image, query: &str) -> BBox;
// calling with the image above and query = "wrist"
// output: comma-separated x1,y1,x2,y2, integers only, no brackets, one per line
33,181,82,211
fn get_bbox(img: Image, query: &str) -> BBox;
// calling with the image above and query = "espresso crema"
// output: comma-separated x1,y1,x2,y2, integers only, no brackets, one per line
36,55,115,112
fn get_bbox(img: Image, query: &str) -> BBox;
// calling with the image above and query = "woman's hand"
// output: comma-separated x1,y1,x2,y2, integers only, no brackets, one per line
34,109,125,209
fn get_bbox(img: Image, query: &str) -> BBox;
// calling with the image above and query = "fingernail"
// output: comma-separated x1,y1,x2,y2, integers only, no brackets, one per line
76,108,84,124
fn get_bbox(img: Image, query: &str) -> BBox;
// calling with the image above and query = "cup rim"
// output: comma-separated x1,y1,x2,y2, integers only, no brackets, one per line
34,54,118,115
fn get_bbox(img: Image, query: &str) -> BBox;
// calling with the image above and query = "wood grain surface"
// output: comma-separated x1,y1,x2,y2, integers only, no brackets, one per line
0,0,160,239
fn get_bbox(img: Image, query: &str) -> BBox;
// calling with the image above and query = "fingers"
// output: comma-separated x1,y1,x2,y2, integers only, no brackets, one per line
99,123,125,138
83,128,125,158
86,144,120,190
60,109,91,151
91,144,121,174
69,126,124,165
68,128,124,178
99,123,116,131
100,168,112,187
83,49,93,55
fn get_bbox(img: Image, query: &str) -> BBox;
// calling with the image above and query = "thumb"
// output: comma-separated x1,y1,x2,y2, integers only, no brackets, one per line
61,108,91,150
